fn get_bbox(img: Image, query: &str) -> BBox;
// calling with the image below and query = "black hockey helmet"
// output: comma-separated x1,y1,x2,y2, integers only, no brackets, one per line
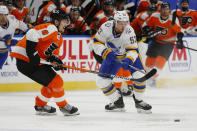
181,0,189,4
161,2,170,9
104,0,114,6
70,6,80,13
148,4,157,11
50,9,70,23
4,0,12,5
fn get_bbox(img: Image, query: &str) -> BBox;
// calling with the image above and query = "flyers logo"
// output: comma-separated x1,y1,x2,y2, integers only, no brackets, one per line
181,16,193,26
156,26,167,35
42,30,49,35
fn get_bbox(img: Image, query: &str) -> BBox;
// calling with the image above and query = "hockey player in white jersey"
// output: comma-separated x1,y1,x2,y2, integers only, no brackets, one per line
92,11,152,113
0,5,30,69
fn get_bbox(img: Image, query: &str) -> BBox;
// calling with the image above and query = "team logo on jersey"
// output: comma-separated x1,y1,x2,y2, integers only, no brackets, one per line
156,26,167,35
168,40,191,72
181,16,193,26
42,30,49,35
107,42,121,54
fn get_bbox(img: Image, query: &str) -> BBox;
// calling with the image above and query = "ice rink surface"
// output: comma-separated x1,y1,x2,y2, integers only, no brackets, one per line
0,86,197,131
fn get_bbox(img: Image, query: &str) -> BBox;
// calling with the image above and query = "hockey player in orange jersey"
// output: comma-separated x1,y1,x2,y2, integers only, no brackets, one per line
174,0,197,35
136,0,162,15
64,6,90,35
142,2,184,86
131,4,157,40
10,9,79,116
10,0,30,23
89,0,115,35
37,0,65,24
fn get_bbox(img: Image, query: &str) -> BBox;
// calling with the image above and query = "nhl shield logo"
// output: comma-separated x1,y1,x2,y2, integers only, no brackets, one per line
168,40,191,72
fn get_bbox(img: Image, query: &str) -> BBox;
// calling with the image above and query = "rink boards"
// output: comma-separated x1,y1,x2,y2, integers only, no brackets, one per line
0,35,197,92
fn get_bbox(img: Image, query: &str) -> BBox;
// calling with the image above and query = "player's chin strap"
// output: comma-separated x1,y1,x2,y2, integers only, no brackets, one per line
40,59,157,83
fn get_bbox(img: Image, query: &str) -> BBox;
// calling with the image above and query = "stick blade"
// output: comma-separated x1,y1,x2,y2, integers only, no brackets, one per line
131,68,157,83
145,68,157,80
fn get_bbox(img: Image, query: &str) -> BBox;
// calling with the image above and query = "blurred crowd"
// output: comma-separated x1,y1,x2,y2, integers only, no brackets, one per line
1,0,197,36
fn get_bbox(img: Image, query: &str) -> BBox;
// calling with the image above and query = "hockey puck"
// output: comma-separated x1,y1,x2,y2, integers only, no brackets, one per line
174,119,180,122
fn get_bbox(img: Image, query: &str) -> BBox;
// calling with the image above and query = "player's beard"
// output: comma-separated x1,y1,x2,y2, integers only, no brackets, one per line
182,7,188,11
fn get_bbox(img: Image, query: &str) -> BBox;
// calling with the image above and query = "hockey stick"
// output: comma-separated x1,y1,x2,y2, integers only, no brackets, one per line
154,38,197,52
34,1,49,24
40,60,157,83
23,0,34,22
76,3,96,32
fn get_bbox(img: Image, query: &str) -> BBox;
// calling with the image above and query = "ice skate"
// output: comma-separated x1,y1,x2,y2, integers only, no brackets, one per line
34,105,56,115
105,90,125,112
122,85,134,96
133,95,152,114
59,104,80,116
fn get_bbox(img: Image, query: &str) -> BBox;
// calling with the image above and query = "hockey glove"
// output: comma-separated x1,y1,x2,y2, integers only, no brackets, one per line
176,32,184,49
46,55,63,65
26,40,40,66
121,58,133,70
176,39,184,49
102,48,117,65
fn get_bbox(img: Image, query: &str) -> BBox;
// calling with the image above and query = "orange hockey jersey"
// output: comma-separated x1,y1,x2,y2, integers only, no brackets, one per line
131,11,150,35
175,9,197,29
89,10,114,30
136,0,162,14
10,23,63,62
143,12,181,44
10,7,29,21
37,1,65,24
69,16,89,32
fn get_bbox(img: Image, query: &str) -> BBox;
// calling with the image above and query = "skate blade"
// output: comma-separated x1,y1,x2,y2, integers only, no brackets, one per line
105,108,126,112
137,108,152,114
63,112,80,116
35,111,57,116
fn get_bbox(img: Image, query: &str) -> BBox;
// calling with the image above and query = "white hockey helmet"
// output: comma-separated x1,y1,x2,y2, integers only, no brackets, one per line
114,11,129,23
0,5,9,15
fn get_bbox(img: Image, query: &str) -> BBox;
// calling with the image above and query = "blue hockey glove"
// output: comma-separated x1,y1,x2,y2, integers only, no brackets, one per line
102,48,117,65
121,58,133,70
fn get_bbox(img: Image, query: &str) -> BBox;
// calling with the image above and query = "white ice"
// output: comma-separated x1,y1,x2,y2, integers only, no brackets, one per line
0,86,197,131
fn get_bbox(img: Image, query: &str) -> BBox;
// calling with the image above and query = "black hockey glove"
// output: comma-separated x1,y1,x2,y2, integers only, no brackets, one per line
142,26,154,43
46,55,63,65
176,32,184,49
26,40,40,66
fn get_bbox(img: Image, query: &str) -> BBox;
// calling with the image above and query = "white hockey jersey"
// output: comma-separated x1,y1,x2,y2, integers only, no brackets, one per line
93,20,139,62
0,15,29,49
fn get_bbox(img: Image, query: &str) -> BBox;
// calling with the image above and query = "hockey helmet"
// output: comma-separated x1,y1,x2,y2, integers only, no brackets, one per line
104,0,114,6
4,0,12,5
148,4,157,11
161,2,171,9
50,9,70,23
114,11,129,22
181,0,189,4
0,5,9,14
